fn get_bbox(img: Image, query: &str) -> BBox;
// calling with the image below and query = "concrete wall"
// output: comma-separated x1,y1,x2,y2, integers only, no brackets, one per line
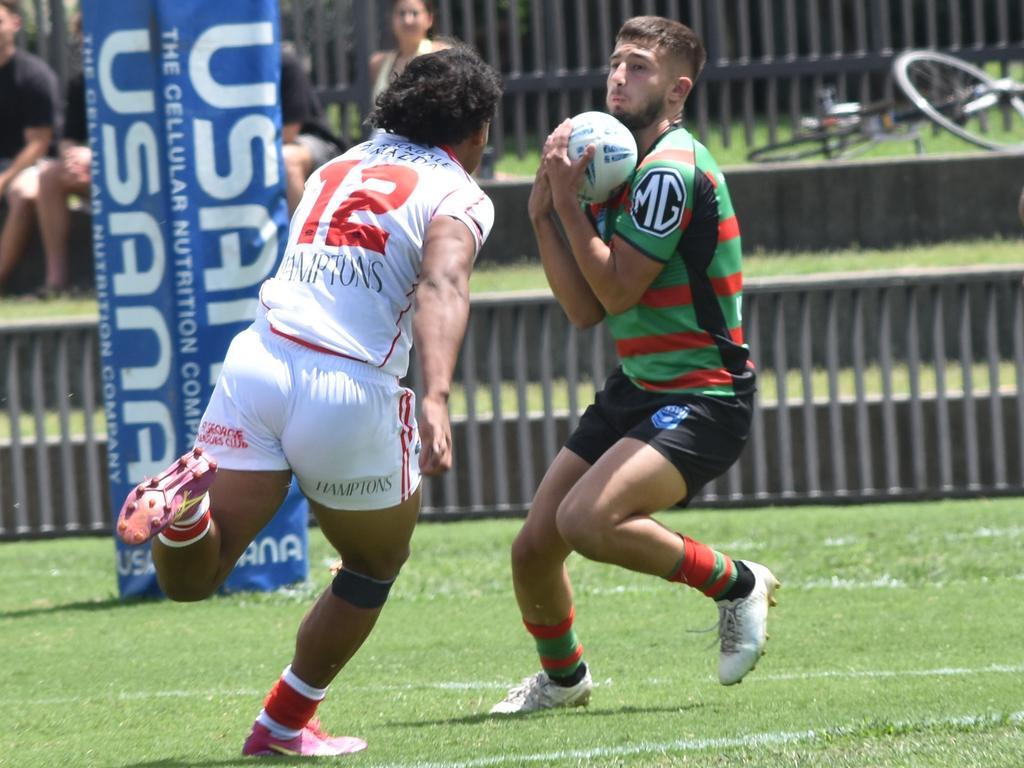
2,153,1020,296
478,152,1024,265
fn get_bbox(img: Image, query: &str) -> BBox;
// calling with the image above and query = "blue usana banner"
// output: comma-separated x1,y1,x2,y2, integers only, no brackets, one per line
81,0,308,598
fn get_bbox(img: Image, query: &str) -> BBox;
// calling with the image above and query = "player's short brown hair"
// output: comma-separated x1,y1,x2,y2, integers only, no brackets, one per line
616,16,707,81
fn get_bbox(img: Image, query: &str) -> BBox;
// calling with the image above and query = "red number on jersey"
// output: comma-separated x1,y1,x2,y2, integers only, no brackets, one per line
297,160,356,244
297,161,418,253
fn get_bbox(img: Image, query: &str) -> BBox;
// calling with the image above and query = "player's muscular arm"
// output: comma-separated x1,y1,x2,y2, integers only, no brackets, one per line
412,216,476,476
554,201,663,316
529,166,605,329
543,120,662,316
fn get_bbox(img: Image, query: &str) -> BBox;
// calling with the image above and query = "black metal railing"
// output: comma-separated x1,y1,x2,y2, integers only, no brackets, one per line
3,267,1022,536
22,1,1024,157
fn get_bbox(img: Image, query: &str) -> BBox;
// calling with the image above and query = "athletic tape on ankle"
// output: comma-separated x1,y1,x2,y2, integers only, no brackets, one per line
330,566,394,609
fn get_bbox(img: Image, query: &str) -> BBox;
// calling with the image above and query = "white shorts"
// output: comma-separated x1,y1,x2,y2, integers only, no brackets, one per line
195,316,421,510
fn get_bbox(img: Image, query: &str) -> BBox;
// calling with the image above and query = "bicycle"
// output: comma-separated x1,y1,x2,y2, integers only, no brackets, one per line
747,88,924,163
747,49,1024,163
893,49,1024,151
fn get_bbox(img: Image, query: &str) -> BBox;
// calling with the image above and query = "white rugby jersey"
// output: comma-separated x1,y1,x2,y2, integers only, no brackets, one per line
259,133,494,377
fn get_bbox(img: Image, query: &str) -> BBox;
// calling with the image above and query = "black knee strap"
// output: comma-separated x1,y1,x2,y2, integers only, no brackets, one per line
331,567,394,609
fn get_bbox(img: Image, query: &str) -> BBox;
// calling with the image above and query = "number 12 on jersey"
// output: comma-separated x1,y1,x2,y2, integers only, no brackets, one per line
297,161,418,254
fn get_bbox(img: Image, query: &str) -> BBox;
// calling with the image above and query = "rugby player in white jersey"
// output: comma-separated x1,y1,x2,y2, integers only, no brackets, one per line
115,45,502,758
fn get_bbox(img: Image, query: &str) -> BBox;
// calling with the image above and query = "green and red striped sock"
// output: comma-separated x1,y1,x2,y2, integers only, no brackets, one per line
667,534,752,601
524,607,585,684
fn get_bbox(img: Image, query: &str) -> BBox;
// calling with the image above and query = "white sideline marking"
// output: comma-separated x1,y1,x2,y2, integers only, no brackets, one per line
583,571,1024,594
368,710,1024,768
752,662,1024,683
797,574,907,589
14,662,1023,707
583,575,910,594
722,525,1024,552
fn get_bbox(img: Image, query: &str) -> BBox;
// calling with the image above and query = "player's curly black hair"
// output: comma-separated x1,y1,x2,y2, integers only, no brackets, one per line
369,45,503,147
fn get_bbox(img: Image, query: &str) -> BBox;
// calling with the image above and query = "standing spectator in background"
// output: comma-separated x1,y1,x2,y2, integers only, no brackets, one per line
0,0,60,294
1018,184,1023,226
280,45,345,214
369,0,448,102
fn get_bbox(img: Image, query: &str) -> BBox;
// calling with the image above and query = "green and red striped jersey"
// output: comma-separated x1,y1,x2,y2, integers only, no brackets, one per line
587,125,755,397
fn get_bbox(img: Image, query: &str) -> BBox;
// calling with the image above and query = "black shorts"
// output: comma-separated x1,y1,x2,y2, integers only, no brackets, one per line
565,367,753,507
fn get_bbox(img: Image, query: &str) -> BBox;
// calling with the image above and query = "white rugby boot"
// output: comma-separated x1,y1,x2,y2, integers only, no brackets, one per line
489,667,593,714
716,561,780,685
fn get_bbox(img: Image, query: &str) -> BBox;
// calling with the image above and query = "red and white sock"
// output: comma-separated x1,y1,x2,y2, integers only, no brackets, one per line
257,666,328,740
156,495,211,548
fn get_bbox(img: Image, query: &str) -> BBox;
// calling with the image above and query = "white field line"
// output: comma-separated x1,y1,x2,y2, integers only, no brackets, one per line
586,576,906,595
740,661,1024,683
12,662,1024,707
368,711,1024,768
720,525,1024,552
581,571,1024,595
391,572,1024,604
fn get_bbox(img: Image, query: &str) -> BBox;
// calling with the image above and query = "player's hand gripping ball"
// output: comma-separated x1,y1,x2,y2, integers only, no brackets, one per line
567,111,638,204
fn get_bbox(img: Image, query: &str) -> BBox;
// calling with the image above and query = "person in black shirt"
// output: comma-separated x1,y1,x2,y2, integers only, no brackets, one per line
3,30,339,294
280,46,345,213
0,0,60,293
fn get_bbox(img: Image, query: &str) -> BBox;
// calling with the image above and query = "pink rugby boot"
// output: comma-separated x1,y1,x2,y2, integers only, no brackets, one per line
116,447,217,546
242,719,367,757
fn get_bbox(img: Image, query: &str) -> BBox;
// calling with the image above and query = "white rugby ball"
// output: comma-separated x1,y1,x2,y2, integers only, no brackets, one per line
567,111,638,203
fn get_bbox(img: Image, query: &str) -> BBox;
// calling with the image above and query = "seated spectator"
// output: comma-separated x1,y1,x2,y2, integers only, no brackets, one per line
3,33,336,298
369,0,448,102
281,45,346,214
0,0,60,295
33,66,87,296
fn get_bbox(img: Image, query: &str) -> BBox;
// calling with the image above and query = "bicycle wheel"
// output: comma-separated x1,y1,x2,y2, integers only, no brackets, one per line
747,127,871,163
893,50,1024,151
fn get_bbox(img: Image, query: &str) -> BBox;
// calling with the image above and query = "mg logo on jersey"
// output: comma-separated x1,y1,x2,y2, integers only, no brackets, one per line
631,167,686,237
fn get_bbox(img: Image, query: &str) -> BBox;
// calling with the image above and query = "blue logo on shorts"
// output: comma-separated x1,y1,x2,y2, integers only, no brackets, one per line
651,405,690,430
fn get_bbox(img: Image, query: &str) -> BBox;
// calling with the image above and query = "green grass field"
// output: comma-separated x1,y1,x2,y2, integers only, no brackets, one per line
1,238,1021,320
2,497,1022,767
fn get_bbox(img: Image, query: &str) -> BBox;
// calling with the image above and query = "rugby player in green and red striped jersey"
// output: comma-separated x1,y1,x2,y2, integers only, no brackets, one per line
491,16,780,715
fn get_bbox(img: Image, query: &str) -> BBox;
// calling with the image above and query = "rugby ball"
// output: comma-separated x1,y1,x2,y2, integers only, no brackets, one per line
567,111,638,203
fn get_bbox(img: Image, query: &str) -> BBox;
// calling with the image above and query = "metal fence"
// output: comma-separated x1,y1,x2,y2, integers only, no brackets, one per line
1,317,106,537
284,0,1024,155
21,1,1024,157
3,267,1023,537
